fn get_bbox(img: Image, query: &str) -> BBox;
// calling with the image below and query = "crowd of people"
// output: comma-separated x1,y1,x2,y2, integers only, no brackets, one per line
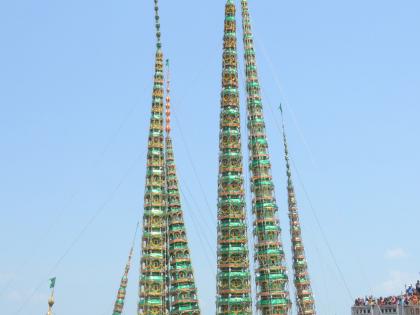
354,280,420,307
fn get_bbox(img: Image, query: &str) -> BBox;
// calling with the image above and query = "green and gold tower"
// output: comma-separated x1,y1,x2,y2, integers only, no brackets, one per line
240,1,291,314
282,116,316,315
216,1,252,314
138,1,168,314
112,247,134,315
164,61,201,315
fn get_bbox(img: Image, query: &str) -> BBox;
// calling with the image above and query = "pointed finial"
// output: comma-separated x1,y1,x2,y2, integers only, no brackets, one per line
280,104,317,314
113,223,138,315
279,104,293,188
165,59,171,134
46,296,54,315
154,0,162,49
125,245,134,273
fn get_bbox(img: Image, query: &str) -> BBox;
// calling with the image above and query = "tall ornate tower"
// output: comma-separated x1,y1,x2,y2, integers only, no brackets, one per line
164,61,201,315
240,1,291,314
216,1,252,315
281,114,316,315
112,247,134,315
138,1,168,314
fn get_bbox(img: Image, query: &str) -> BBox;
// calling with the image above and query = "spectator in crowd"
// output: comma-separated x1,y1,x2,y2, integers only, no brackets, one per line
354,295,400,306
354,280,420,307
407,285,414,296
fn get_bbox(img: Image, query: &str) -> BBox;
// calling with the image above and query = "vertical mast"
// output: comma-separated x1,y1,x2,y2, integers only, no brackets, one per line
138,1,168,314
164,60,201,315
46,295,54,315
281,112,316,315
216,1,252,315
113,247,134,315
46,296,54,315
240,1,291,314
46,279,55,315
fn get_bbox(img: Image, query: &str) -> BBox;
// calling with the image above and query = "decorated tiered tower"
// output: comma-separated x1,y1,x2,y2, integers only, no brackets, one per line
114,1,318,314
216,1,252,314
240,1,291,314
164,61,201,315
281,113,316,315
112,247,134,315
138,1,168,314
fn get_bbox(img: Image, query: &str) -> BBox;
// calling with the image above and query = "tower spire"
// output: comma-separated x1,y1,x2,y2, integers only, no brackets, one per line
112,247,134,315
216,1,252,315
154,0,162,49
138,0,168,314
240,1,291,314
280,107,316,315
164,60,201,315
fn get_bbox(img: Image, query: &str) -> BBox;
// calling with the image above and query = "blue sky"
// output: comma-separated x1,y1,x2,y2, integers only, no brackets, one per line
1,0,419,314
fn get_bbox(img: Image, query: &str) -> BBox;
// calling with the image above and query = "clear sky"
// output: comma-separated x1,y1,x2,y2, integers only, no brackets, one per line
1,0,419,314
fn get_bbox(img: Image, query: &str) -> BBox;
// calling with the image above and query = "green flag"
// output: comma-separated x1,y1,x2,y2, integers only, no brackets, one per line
49,277,56,289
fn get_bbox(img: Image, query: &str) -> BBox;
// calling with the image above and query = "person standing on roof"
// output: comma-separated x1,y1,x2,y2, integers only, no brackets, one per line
407,285,414,296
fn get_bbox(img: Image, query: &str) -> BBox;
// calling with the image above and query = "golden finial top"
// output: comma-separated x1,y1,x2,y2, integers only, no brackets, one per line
46,292,55,315
48,296,55,307
46,277,56,315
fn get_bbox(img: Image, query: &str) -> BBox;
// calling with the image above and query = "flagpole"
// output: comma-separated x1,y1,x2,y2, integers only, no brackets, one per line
46,292,54,315
46,278,56,315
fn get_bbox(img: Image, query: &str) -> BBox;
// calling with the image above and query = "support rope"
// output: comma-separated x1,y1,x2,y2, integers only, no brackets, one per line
13,153,143,314
0,99,142,298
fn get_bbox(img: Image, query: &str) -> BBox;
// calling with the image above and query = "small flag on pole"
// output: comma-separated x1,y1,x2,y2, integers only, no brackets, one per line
49,277,56,289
